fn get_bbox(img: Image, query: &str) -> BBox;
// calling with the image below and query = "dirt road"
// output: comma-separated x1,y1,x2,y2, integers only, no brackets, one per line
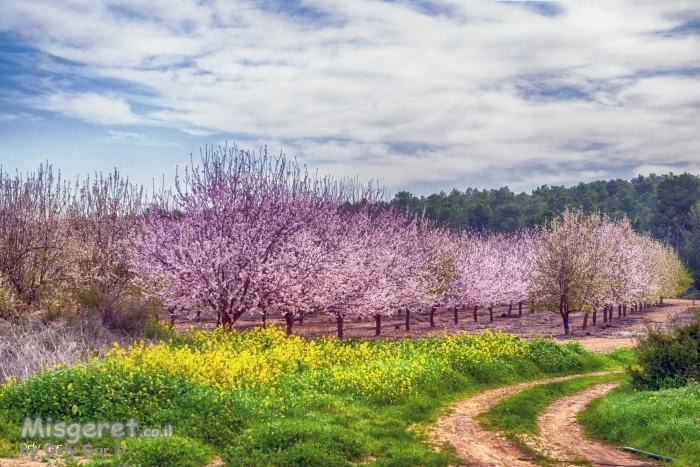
431,372,619,467
430,300,694,465
536,382,656,466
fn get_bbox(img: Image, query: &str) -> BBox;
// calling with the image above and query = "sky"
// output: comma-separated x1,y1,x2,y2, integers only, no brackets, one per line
1,0,699,197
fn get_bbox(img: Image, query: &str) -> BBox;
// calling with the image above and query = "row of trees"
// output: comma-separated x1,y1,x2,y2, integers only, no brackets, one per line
0,148,692,336
391,172,700,288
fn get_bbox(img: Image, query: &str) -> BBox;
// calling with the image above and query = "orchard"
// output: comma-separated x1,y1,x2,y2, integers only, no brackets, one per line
0,146,691,337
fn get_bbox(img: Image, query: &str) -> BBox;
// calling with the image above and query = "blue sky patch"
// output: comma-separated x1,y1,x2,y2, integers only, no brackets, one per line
663,18,700,36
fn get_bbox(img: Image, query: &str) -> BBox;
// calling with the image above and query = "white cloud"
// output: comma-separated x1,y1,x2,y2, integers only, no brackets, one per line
37,93,143,125
1,0,700,193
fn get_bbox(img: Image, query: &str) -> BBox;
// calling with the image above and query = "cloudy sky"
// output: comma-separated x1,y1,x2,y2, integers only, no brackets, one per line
1,1,699,196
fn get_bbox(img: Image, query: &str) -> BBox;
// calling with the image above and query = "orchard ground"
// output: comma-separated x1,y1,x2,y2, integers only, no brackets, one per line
173,299,696,353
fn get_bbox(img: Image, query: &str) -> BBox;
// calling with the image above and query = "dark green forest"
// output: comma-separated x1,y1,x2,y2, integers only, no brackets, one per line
390,172,700,290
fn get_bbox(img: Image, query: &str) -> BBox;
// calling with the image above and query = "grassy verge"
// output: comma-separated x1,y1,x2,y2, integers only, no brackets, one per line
578,381,700,466
0,325,635,467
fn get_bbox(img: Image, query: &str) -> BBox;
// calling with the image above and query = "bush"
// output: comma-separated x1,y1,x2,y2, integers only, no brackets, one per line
630,314,700,389
78,291,159,336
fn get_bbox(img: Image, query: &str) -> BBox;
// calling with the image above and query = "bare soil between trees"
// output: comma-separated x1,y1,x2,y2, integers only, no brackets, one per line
173,299,696,351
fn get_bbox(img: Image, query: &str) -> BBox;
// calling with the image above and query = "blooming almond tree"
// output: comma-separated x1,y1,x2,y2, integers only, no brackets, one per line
328,206,430,336
138,145,345,328
530,209,597,335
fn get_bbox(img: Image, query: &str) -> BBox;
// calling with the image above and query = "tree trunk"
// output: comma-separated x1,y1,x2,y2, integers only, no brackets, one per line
261,308,267,327
220,310,233,329
508,303,512,317
374,315,381,336
592,307,597,326
603,305,607,323
298,314,304,325
618,305,622,318
454,306,459,324
560,294,569,336
489,305,493,322
429,306,436,327
405,308,410,331
473,305,478,322
582,313,589,330
284,314,294,336
337,314,344,339
623,305,627,317
518,301,523,316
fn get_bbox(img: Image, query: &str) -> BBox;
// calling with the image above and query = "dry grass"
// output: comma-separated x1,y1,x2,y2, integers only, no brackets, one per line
0,315,130,382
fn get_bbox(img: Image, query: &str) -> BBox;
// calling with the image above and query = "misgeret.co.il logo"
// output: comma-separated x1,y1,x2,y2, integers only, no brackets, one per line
21,417,173,444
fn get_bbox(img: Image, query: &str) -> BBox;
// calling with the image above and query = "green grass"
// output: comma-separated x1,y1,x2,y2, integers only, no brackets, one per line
0,329,635,467
478,373,626,435
579,381,700,467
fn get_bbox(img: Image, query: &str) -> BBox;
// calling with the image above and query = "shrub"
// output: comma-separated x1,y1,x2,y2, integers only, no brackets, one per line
630,314,700,389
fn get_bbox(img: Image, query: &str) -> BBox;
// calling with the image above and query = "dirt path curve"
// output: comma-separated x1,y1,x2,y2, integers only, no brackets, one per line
431,371,618,467
536,382,656,467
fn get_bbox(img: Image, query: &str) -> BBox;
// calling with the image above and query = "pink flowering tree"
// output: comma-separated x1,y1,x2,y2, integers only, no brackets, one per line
321,206,431,337
138,145,346,328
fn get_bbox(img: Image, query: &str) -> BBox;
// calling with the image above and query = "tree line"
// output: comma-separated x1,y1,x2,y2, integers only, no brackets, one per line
0,146,690,337
391,173,700,289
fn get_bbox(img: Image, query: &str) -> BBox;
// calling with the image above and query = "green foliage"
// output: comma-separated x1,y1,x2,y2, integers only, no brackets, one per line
683,200,700,289
224,420,368,467
0,416,19,458
479,373,624,435
87,436,214,467
630,315,700,389
0,328,632,466
655,173,700,255
525,338,601,373
579,382,700,466
143,318,181,342
390,175,669,233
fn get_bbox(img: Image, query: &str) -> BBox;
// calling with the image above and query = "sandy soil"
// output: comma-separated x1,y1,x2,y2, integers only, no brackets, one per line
0,452,224,467
535,382,657,466
430,372,619,467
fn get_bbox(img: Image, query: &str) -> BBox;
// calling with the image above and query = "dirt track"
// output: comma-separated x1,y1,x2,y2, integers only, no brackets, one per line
429,301,697,466
430,372,619,467
536,382,656,466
